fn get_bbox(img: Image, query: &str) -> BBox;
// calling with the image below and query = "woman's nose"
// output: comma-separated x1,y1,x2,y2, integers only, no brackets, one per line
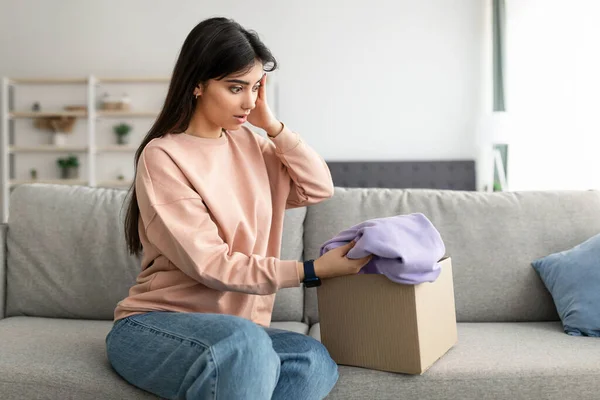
242,93,256,110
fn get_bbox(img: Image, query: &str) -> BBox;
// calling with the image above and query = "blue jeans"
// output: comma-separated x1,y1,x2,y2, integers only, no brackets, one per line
105,312,339,400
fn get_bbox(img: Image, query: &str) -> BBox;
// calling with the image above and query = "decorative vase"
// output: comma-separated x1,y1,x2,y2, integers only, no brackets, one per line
117,135,129,145
61,166,79,179
53,132,68,147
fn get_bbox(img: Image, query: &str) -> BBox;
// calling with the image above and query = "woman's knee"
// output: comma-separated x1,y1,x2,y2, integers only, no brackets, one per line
272,335,339,400
209,317,281,396
304,340,339,388
105,314,281,399
211,316,280,371
215,315,275,350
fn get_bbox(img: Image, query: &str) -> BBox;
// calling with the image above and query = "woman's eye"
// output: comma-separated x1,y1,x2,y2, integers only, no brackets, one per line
252,85,260,92
230,86,243,94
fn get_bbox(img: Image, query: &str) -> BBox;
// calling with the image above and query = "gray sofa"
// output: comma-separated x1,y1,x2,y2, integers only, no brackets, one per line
1,183,599,399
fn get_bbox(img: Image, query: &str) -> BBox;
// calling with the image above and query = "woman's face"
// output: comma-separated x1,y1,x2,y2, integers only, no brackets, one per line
195,60,264,131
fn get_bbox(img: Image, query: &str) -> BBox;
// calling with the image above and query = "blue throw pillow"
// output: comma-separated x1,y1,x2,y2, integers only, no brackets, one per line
531,233,600,337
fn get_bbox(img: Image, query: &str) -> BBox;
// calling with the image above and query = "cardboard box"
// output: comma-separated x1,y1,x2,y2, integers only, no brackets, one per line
317,257,457,375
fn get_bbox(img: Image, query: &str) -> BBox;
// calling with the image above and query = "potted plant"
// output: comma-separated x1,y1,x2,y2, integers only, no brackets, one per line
33,116,77,146
113,123,132,145
56,155,80,179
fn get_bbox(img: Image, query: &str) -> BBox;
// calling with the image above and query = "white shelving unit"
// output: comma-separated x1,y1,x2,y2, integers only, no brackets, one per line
0,75,169,222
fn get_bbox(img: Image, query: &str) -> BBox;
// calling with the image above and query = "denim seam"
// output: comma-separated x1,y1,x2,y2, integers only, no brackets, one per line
124,317,211,349
209,345,219,400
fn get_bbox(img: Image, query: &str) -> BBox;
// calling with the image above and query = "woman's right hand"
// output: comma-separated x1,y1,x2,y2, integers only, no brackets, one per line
313,241,372,279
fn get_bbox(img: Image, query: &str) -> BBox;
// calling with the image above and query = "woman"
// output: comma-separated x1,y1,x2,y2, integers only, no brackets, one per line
106,17,372,400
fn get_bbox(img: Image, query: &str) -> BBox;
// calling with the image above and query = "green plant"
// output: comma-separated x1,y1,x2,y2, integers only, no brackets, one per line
56,155,80,168
113,123,132,137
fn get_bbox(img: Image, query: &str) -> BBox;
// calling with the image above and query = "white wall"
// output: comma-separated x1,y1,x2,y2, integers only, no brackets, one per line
505,0,600,190
0,0,484,179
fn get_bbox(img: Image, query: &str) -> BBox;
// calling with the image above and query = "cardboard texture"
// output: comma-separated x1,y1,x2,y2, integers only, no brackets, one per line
317,257,457,375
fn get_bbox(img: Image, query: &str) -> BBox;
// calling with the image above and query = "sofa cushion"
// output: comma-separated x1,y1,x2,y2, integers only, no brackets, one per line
303,188,600,324
267,321,309,334
6,185,140,320
0,316,308,400
5,184,305,322
308,322,321,341
315,322,600,400
532,232,600,336
272,206,306,322
0,317,156,399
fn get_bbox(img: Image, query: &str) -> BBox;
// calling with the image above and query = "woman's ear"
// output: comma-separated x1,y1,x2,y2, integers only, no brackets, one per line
193,83,203,98
194,83,204,98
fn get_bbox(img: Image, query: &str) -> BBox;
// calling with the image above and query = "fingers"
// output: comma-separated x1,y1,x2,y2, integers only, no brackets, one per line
348,254,372,273
259,73,267,99
356,254,372,265
350,253,371,263
340,240,372,266
341,240,356,256
358,255,372,270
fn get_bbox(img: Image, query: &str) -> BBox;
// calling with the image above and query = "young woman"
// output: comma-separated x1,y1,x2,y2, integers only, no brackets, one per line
106,17,372,400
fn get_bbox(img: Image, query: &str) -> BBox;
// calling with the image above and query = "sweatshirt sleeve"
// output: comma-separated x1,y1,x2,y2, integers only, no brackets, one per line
262,123,334,209
136,146,301,295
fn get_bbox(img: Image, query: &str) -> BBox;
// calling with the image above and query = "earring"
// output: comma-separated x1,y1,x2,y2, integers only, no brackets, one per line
195,94,199,99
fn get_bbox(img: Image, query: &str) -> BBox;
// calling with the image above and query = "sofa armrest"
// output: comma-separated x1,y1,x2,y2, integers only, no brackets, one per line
0,223,6,320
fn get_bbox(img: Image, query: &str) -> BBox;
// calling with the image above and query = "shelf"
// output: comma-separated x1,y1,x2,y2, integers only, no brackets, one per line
9,179,88,187
97,145,136,153
97,110,159,118
97,180,133,187
8,78,88,85
9,145,89,153
9,110,159,118
97,77,169,84
1,74,166,223
10,145,136,153
10,111,87,118
8,77,169,85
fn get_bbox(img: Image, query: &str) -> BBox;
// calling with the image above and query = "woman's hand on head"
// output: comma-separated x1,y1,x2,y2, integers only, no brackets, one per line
247,73,282,136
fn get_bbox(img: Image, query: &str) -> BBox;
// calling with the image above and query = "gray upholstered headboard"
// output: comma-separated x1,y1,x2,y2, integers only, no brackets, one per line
326,160,476,191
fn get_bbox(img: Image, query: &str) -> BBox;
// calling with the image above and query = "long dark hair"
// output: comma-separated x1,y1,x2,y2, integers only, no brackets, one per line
123,17,278,256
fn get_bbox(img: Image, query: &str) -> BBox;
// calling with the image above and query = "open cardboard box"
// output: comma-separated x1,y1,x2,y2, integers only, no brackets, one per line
317,257,457,375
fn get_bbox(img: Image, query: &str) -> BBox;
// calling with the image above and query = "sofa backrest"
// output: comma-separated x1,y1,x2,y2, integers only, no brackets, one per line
4,184,305,322
303,187,600,324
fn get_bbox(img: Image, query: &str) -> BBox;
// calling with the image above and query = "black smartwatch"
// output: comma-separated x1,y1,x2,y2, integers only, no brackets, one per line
303,259,321,287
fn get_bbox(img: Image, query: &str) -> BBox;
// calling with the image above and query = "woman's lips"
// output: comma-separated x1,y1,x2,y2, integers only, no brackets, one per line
234,115,247,124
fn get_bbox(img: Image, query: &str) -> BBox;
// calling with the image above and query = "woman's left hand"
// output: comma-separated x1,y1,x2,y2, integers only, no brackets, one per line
247,73,282,136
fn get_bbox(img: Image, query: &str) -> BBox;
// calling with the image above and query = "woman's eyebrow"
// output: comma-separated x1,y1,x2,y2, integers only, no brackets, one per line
224,77,262,85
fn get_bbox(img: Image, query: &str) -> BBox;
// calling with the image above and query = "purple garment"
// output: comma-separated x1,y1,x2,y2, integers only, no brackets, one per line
319,213,446,284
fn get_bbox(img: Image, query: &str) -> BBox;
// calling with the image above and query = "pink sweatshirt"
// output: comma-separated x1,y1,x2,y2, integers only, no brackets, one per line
114,124,334,326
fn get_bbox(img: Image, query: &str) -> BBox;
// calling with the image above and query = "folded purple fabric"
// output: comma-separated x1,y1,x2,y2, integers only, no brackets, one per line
319,213,446,284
